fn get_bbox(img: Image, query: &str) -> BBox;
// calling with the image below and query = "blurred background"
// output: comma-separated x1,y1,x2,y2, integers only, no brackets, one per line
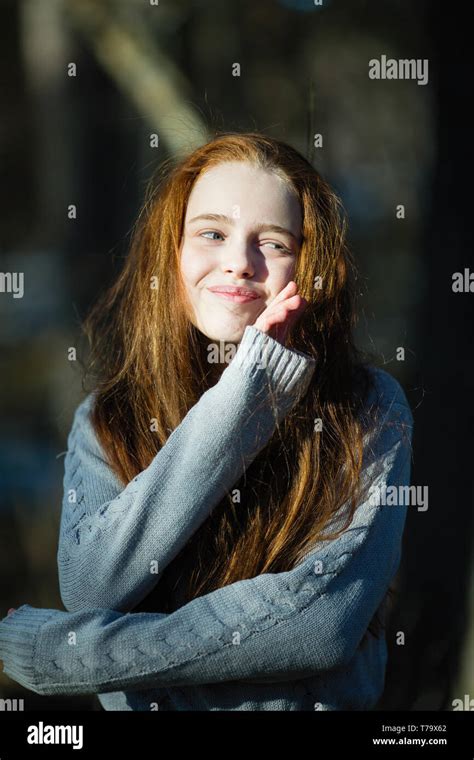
0,0,472,711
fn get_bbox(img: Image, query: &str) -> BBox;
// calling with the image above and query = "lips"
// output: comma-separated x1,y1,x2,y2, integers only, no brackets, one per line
208,286,260,298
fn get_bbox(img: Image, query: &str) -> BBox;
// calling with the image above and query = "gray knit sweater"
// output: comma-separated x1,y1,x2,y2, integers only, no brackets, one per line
0,325,413,710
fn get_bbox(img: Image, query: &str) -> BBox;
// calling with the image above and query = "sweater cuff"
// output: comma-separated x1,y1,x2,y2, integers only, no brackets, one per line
0,604,57,693
231,325,316,401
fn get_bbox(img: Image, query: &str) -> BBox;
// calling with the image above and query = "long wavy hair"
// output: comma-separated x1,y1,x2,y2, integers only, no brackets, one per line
79,132,390,633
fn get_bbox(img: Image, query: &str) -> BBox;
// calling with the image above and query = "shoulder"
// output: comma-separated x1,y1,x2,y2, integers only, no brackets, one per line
69,391,97,429
66,391,102,456
357,366,414,469
358,367,414,481
363,365,413,423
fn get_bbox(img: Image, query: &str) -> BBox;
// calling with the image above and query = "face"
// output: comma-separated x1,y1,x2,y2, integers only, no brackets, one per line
179,161,303,343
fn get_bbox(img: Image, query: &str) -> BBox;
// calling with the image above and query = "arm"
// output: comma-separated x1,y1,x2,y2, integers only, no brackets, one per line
0,396,413,695
57,325,316,613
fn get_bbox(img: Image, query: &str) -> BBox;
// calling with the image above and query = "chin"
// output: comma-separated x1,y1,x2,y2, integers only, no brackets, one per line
201,322,249,345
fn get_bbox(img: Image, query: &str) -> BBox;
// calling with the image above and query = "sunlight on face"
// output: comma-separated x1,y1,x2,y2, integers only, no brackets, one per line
179,161,303,343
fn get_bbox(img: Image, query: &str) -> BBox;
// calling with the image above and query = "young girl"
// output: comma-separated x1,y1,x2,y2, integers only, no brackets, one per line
0,132,413,711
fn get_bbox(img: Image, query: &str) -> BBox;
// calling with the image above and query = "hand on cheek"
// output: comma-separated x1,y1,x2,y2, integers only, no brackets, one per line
253,281,309,346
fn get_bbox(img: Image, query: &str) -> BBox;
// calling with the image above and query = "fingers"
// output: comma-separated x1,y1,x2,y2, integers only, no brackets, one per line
265,295,307,326
269,280,297,308
253,281,309,344
281,294,304,312
258,300,305,333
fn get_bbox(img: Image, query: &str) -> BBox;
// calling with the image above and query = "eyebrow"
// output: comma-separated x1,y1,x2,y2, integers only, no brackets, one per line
187,213,302,243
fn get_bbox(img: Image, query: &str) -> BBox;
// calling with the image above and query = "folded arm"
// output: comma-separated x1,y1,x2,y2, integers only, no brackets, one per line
0,399,413,696
57,325,316,613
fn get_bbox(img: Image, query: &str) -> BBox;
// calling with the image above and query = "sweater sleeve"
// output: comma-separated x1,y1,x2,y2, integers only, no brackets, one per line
0,394,413,695
57,325,316,613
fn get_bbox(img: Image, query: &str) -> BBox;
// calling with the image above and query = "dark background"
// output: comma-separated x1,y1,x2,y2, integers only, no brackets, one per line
0,0,472,711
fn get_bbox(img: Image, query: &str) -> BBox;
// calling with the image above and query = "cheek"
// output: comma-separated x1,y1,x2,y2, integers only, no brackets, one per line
267,259,296,297
180,243,209,286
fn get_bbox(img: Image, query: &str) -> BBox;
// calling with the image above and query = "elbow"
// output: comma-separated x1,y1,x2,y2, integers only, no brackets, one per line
322,615,383,672
58,568,89,613
302,613,364,673
57,550,111,612
57,551,140,613
58,573,119,613
317,633,357,672
57,550,82,612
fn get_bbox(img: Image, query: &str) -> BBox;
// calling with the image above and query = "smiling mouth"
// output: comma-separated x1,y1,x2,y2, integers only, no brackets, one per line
207,286,261,304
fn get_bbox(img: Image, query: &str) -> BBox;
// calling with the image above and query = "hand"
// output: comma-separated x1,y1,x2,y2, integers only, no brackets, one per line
253,281,308,346
7,608,16,616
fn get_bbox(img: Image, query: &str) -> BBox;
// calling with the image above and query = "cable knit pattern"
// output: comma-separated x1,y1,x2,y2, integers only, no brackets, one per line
0,325,414,710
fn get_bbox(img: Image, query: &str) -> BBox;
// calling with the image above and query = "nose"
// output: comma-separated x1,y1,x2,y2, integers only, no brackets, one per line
220,238,256,279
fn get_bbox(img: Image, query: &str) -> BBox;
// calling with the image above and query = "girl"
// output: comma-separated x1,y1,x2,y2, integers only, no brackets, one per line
0,132,413,710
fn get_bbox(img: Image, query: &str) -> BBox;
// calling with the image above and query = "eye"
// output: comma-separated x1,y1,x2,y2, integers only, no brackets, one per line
261,241,292,253
198,231,292,253
200,230,225,241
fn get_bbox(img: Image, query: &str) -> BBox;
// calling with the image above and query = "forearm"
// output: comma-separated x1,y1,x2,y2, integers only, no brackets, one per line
0,419,412,697
58,325,316,613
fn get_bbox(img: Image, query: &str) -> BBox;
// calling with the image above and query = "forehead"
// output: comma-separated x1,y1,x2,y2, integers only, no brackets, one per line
185,161,302,227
